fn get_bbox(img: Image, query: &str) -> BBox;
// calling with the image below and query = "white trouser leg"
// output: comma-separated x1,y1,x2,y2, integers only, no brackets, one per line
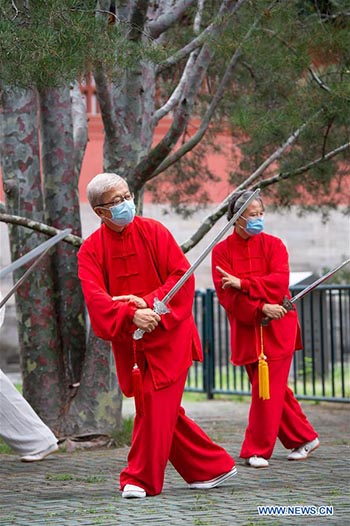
0,369,57,456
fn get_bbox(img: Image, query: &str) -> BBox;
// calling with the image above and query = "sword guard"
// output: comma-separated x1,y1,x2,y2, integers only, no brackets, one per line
133,328,145,340
282,296,295,311
153,297,170,315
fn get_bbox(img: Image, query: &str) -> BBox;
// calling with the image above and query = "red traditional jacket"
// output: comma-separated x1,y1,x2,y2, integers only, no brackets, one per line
212,230,302,366
78,217,202,396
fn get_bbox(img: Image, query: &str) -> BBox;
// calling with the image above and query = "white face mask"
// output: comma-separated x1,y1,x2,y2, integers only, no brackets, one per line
108,199,136,226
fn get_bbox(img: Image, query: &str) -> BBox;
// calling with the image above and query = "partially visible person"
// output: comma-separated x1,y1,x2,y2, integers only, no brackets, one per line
0,369,58,462
77,172,237,498
0,283,58,463
211,190,319,469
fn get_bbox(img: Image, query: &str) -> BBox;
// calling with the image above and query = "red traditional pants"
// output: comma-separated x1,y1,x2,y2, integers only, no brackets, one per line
240,354,318,460
120,365,235,496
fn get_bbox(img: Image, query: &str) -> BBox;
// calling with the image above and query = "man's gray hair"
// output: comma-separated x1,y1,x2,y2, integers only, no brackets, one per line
87,173,128,208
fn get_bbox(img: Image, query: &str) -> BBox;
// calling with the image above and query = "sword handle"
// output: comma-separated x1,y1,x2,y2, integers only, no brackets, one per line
132,298,170,341
261,296,295,326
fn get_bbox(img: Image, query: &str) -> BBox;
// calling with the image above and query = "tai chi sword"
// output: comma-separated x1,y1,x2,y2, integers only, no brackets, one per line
0,229,72,311
133,188,261,340
262,258,350,325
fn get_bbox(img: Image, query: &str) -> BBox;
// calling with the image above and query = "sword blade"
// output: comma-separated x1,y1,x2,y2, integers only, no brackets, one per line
133,189,260,340
0,228,71,279
0,229,72,310
162,188,261,305
290,258,350,304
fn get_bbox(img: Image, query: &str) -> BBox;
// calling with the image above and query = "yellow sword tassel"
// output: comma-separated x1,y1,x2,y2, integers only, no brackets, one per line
258,324,270,400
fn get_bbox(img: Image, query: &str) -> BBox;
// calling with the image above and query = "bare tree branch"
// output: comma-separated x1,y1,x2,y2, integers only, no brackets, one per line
152,2,282,177
153,0,205,123
308,65,332,93
70,81,88,174
148,0,197,39
251,142,350,191
234,112,323,190
194,0,205,33
0,213,82,247
131,97,191,191
180,113,323,252
93,67,117,138
156,23,212,73
157,0,248,73
129,0,150,41
132,0,246,190
10,0,19,20
152,48,242,175
153,52,198,124
96,0,112,10
94,1,117,24
93,3,118,139
322,117,335,157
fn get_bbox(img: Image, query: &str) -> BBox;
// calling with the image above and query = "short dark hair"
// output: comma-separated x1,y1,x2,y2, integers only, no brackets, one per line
227,190,263,221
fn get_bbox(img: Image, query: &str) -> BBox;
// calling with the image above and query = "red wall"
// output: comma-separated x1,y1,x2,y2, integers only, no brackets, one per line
78,115,238,204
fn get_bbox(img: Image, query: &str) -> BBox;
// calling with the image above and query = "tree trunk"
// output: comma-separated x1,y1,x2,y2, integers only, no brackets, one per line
63,331,122,437
0,87,65,432
38,85,123,436
38,86,86,389
96,60,157,189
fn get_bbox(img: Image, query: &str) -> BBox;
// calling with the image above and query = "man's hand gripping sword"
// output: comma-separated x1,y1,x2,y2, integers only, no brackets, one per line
133,189,261,340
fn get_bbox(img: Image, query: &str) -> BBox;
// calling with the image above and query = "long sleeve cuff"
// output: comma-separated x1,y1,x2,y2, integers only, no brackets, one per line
240,279,249,294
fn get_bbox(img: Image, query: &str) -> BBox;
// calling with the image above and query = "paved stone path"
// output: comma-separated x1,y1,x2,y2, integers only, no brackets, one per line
0,399,349,526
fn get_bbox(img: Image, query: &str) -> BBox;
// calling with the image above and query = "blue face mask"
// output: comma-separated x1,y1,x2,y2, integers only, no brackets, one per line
244,217,264,235
109,199,136,227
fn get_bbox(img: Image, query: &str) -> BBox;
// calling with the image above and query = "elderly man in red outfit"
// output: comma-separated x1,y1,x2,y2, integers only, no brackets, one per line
212,190,320,469
78,173,236,498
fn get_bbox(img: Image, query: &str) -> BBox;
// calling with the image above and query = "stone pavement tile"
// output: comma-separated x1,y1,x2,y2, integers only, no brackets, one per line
0,401,349,526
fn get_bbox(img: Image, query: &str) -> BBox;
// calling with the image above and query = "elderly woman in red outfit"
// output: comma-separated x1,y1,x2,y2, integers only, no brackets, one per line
211,190,319,469
78,173,236,498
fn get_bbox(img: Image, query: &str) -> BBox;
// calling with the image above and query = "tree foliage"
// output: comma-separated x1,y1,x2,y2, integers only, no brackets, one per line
1,2,349,220
223,0,350,214
0,0,164,88
147,0,350,218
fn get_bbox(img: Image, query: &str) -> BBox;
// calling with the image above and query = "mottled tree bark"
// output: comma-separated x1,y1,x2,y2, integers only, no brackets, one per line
0,87,65,431
38,85,123,435
38,86,86,389
70,81,88,175
1,85,123,438
63,332,122,436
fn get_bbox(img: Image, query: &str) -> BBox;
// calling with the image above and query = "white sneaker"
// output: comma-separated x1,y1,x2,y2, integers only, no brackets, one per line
122,484,146,499
245,456,269,468
188,466,237,489
287,438,320,461
21,443,58,462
